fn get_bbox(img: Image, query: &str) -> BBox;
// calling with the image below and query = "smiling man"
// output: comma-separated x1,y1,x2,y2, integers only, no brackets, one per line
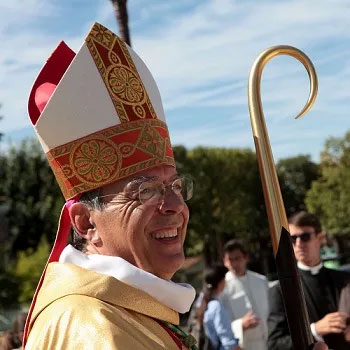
23,22,197,350
268,211,350,350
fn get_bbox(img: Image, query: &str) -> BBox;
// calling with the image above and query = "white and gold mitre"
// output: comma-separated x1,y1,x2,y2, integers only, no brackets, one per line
28,22,175,200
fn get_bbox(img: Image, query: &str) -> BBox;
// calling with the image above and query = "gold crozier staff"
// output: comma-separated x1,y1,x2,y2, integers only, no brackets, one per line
248,45,318,350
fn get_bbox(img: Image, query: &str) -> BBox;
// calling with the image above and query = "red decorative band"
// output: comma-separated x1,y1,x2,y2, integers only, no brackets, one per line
85,22,157,123
46,119,175,200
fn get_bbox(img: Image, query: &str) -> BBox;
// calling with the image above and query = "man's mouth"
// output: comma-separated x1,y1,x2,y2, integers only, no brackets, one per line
151,229,179,240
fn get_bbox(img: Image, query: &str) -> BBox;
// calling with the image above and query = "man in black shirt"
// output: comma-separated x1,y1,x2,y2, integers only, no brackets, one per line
268,211,350,350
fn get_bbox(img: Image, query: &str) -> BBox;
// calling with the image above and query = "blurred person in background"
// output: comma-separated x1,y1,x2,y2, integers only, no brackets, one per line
221,240,269,350
197,264,240,350
0,312,27,350
338,282,350,343
268,211,350,350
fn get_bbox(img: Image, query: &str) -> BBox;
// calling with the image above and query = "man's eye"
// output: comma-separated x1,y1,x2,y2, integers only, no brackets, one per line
139,187,158,201
172,179,184,191
172,183,183,191
140,188,155,195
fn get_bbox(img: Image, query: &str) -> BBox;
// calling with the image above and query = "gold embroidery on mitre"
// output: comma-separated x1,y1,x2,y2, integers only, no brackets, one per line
119,142,136,158
133,104,146,119
137,123,166,160
86,22,157,123
70,136,122,185
46,119,175,200
109,50,121,65
107,65,146,104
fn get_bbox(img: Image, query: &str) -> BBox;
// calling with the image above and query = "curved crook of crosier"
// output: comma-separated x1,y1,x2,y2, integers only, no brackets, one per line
248,45,318,254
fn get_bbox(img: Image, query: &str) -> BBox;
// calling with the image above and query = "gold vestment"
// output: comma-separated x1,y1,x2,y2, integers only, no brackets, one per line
26,262,185,349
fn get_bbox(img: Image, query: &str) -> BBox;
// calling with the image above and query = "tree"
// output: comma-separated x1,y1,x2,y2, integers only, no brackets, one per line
1,140,64,257
277,155,320,216
306,131,350,236
12,236,50,305
173,146,271,272
0,271,20,310
110,0,131,46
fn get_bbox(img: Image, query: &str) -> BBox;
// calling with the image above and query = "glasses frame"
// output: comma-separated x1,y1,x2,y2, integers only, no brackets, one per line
290,232,313,245
98,175,193,205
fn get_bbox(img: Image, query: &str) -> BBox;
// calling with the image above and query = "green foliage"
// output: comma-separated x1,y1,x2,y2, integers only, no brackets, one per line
306,132,350,235
13,236,50,305
277,155,320,216
174,146,270,267
1,139,64,257
0,272,20,309
0,138,321,303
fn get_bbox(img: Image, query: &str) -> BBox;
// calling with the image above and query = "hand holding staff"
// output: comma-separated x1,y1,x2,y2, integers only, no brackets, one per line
248,46,318,350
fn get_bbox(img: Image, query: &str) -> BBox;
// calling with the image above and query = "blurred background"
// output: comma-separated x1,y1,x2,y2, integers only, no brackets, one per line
1,0,350,332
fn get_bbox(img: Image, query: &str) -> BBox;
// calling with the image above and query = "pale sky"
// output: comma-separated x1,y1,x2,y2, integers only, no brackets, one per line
1,0,350,161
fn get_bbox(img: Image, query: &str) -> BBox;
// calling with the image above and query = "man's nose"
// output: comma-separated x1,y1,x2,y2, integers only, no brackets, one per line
158,189,185,214
294,236,304,246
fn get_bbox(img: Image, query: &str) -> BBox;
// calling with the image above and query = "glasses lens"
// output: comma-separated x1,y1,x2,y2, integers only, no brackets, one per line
138,176,194,204
300,232,312,242
290,232,312,244
138,182,161,203
172,177,193,201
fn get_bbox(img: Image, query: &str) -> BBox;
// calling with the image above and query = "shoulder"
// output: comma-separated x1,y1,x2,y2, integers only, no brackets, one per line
207,298,221,309
325,267,350,278
324,267,350,287
207,299,225,314
27,295,124,349
225,271,235,281
268,281,282,300
30,294,126,338
46,294,112,315
324,267,350,282
248,270,268,283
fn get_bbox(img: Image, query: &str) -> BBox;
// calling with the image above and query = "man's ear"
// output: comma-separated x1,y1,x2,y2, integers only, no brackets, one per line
222,254,228,267
318,231,327,246
69,203,100,244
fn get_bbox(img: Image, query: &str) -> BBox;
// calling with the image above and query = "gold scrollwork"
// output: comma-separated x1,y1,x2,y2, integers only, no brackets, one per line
133,104,146,119
107,65,146,105
109,51,121,65
119,142,136,158
61,164,74,178
70,136,121,185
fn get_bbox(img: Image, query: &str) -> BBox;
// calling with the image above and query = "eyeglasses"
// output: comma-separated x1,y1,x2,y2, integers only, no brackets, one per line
290,232,313,245
99,176,193,205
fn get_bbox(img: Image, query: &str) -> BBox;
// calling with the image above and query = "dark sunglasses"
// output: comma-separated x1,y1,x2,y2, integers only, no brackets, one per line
290,232,313,244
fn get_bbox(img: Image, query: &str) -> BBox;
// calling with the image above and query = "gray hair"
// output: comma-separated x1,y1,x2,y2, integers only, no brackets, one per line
71,188,105,251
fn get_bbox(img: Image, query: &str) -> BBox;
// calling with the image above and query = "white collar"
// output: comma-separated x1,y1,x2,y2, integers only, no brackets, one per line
59,245,196,314
297,261,323,275
237,273,248,281
226,270,249,280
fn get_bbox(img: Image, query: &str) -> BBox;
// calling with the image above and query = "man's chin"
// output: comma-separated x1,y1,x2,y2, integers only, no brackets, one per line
153,252,185,280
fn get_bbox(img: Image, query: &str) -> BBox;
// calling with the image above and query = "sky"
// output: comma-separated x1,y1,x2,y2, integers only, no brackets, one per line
1,0,350,161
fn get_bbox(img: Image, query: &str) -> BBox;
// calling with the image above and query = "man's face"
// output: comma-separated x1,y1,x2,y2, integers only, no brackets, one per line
223,249,248,276
289,224,322,267
89,165,189,280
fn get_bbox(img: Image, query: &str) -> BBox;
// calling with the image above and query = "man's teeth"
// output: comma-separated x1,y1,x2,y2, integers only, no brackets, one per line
151,231,178,239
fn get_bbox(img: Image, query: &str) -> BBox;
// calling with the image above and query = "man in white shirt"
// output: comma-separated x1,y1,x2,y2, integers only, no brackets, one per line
221,240,269,350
